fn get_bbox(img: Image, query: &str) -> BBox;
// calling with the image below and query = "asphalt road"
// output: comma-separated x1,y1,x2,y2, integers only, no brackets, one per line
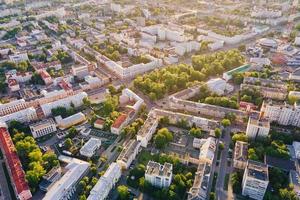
0,160,12,200
215,128,232,200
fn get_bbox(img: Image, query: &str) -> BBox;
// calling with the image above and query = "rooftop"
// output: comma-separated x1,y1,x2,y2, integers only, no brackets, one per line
246,160,268,181
145,161,173,178
234,141,248,162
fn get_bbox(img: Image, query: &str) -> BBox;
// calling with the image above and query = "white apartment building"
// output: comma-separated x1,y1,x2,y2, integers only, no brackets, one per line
33,8,66,20
233,141,248,170
30,119,57,138
198,137,217,163
246,116,270,139
80,138,101,158
145,161,173,188
141,24,186,42
174,41,200,56
293,141,300,159
41,92,88,117
55,112,86,130
71,65,89,79
136,108,220,148
260,101,300,127
0,99,27,116
103,55,162,79
87,162,121,200
9,53,29,63
43,156,90,200
136,111,159,148
0,107,37,123
116,139,141,170
119,88,144,111
206,78,234,95
242,160,269,200
188,161,212,200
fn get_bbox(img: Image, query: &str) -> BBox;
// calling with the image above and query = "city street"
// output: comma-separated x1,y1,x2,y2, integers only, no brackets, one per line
215,128,232,200
0,160,12,200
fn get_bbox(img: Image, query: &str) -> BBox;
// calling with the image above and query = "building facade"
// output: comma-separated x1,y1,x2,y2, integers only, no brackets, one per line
242,160,269,200
145,161,173,188
30,119,57,138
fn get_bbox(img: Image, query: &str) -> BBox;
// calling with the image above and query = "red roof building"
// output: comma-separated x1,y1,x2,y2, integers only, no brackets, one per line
0,126,32,200
111,114,129,135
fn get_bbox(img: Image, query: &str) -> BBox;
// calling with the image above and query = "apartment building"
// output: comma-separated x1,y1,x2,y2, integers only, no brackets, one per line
293,141,300,159
188,161,212,200
243,77,286,89
119,88,144,111
71,64,89,79
43,156,90,200
80,138,101,158
169,96,248,121
39,166,62,192
0,125,32,200
116,139,141,170
246,116,270,139
40,70,53,85
145,161,173,188
111,112,131,135
87,162,121,200
233,141,248,169
30,119,57,138
40,92,87,117
0,107,37,123
9,52,29,63
198,137,217,163
136,109,220,148
0,99,27,116
7,79,20,92
242,160,269,200
55,112,86,130
260,101,300,127
240,84,287,101
136,110,159,147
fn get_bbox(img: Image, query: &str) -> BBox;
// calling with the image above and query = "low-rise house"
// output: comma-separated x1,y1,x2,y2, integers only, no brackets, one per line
145,161,173,188
94,119,105,129
55,112,86,130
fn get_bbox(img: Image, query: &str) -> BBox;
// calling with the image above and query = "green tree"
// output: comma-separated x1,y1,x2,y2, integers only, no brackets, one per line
154,128,173,149
189,127,202,138
232,133,248,143
65,138,73,150
221,119,231,127
102,95,119,116
214,128,221,138
117,185,129,200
